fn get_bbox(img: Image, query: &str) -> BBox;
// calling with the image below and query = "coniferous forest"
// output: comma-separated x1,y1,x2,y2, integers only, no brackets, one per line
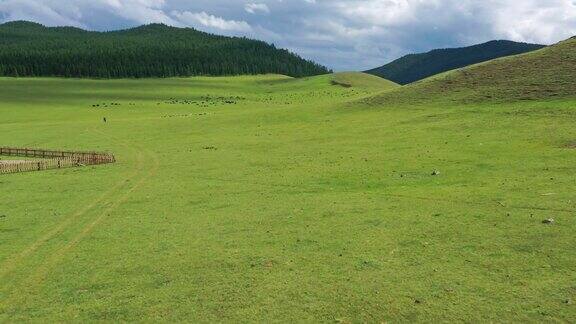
0,21,330,78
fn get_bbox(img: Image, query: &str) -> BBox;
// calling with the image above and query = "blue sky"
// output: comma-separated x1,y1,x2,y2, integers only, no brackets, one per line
1,0,576,71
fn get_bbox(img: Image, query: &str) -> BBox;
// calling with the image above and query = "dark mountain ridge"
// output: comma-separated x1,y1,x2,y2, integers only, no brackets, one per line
366,40,545,85
367,37,575,104
0,21,330,78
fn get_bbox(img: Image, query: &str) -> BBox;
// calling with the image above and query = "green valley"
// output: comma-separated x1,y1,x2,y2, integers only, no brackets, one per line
1,59,575,322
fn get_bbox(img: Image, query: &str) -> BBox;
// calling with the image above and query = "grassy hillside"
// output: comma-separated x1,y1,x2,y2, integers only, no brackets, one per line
366,40,544,85
368,37,576,105
1,71,575,322
0,21,329,78
265,72,398,94
330,72,399,91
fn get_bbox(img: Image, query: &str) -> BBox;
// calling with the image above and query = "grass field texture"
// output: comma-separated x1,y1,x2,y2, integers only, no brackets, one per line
0,71,575,322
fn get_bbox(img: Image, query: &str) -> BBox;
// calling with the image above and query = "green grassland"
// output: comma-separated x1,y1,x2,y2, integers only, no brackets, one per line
0,67,575,322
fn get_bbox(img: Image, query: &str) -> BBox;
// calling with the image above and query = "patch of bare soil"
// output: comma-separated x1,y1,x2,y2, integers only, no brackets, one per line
330,80,352,88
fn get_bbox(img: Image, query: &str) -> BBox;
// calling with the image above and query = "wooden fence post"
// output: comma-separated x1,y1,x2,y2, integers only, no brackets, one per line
1,147,116,174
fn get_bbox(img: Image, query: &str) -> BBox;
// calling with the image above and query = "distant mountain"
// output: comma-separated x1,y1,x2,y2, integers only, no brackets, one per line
368,37,574,104
365,40,545,85
0,21,330,78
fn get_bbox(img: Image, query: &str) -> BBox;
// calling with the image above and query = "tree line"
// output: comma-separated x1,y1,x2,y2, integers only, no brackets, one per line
0,21,330,78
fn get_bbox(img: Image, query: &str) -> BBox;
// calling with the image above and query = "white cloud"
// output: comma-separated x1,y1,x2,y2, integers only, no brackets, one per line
489,0,576,44
0,0,85,27
172,11,251,32
245,3,270,14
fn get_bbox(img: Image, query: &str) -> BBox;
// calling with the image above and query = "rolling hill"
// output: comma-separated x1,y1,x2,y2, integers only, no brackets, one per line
1,38,576,322
330,72,399,91
0,21,330,78
2,17,576,323
368,36,575,104
366,40,545,85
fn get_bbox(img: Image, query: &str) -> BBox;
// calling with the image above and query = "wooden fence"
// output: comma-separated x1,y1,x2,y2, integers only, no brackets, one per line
0,147,116,175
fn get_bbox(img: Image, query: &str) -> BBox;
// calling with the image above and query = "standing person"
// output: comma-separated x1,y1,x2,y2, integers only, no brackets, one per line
103,117,107,123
